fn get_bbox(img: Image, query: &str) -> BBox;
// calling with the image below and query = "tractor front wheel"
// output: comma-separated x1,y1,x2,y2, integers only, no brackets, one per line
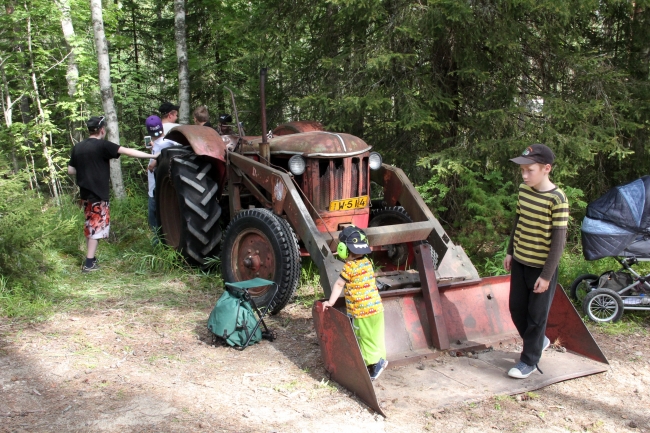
221,208,300,314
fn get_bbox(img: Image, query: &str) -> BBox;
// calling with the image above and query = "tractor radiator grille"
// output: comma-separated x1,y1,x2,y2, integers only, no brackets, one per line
314,158,366,210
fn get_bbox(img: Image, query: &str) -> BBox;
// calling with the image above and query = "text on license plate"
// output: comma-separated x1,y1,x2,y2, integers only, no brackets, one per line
329,196,369,212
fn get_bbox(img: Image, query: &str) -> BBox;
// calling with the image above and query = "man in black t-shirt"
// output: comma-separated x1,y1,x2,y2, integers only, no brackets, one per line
68,116,156,273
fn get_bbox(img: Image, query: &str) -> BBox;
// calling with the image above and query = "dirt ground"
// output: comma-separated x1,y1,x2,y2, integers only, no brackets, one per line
1,290,649,433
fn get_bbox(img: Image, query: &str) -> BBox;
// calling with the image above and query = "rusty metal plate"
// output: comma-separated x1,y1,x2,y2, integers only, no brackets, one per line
439,276,517,345
383,296,431,359
312,301,384,416
313,276,608,416
373,347,608,413
546,280,608,364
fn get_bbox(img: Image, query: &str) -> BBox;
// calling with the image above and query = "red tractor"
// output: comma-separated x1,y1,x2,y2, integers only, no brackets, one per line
155,71,607,415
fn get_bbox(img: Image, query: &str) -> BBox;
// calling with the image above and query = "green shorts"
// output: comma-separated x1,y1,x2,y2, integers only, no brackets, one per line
351,312,386,366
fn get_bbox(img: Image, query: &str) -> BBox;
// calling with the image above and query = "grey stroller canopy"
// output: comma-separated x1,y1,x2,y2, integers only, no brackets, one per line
582,176,650,260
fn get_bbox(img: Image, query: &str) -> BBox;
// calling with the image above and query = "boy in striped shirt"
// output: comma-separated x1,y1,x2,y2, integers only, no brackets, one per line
503,144,569,379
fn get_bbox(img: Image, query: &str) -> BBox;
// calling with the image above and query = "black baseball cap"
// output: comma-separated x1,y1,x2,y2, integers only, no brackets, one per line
159,102,180,115
339,226,372,254
86,116,105,132
510,143,555,165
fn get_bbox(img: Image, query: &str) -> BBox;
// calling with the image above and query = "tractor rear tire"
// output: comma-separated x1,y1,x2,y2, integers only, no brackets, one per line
221,208,300,314
155,147,223,265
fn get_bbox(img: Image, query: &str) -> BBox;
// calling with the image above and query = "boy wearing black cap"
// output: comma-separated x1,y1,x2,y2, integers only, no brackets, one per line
68,116,157,272
503,143,569,378
159,101,180,134
322,226,388,381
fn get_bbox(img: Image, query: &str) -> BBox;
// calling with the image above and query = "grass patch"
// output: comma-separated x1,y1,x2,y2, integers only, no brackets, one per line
0,189,224,321
587,311,650,336
274,379,300,393
315,378,338,393
294,258,324,307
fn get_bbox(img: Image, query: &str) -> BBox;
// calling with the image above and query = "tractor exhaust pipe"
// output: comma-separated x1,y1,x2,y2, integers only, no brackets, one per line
259,68,270,166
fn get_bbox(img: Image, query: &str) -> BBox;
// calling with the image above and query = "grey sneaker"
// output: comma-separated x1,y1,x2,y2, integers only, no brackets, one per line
542,336,550,352
82,262,100,273
508,361,537,379
370,358,388,381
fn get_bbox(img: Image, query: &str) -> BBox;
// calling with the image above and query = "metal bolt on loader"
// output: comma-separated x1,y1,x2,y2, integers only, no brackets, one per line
156,70,608,415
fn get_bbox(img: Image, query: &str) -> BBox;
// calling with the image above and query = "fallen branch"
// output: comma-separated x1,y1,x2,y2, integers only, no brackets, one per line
1,410,45,417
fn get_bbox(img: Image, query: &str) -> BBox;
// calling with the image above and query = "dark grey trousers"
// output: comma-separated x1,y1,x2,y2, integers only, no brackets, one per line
509,258,558,366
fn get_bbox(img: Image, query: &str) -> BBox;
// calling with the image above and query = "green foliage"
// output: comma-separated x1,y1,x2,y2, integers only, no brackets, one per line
0,163,74,282
418,157,515,259
0,157,78,317
1,0,650,323
477,241,510,278
124,243,191,274
3,0,650,229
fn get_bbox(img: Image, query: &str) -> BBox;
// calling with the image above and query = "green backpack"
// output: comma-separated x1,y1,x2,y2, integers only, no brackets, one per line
207,288,262,348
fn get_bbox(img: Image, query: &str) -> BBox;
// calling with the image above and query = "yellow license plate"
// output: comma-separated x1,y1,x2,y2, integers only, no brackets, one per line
329,195,369,212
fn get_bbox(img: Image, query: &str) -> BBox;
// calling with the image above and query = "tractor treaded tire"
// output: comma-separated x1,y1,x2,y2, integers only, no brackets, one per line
369,206,438,269
582,287,624,323
369,206,413,266
370,206,411,221
221,208,300,314
569,273,599,302
157,148,223,265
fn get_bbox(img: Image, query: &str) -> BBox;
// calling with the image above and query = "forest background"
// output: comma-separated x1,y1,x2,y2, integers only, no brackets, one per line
0,0,648,318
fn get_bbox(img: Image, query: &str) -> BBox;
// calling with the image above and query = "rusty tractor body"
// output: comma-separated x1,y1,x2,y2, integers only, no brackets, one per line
155,76,608,415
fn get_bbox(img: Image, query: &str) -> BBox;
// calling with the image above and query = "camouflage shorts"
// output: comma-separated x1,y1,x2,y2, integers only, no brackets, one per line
84,200,110,240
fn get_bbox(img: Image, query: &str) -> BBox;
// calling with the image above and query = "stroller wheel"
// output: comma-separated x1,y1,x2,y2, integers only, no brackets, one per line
582,288,624,323
569,274,599,303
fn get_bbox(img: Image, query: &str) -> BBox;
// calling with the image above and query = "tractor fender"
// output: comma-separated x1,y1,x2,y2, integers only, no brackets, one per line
165,125,228,162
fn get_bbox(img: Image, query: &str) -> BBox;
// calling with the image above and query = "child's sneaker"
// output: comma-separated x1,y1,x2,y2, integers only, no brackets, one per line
82,262,100,273
507,361,537,379
370,358,388,381
542,336,550,352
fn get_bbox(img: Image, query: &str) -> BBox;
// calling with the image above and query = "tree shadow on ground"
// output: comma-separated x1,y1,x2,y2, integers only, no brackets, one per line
0,320,273,432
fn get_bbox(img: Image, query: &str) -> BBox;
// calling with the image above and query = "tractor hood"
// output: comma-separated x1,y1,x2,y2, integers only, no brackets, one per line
251,131,372,158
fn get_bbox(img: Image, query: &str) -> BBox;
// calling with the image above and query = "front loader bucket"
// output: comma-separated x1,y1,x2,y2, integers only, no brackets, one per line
312,244,608,416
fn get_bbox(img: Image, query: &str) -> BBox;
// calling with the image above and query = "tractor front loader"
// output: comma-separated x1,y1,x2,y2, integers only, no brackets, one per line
155,72,608,415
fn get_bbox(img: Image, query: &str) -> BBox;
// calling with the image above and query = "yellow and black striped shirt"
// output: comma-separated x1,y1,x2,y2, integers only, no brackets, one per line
513,184,569,267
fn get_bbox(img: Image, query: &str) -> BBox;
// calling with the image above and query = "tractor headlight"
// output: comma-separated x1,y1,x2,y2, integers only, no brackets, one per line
369,152,382,170
288,155,306,175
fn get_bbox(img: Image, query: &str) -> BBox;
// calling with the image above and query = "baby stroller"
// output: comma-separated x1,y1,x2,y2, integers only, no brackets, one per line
571,176,650,323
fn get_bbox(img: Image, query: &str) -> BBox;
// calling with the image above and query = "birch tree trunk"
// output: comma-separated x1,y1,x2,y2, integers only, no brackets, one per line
0,58,19,172
174,0,190,124
90,0,125,199
19,95,38,190
26,10,60,202
55,0,78,98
